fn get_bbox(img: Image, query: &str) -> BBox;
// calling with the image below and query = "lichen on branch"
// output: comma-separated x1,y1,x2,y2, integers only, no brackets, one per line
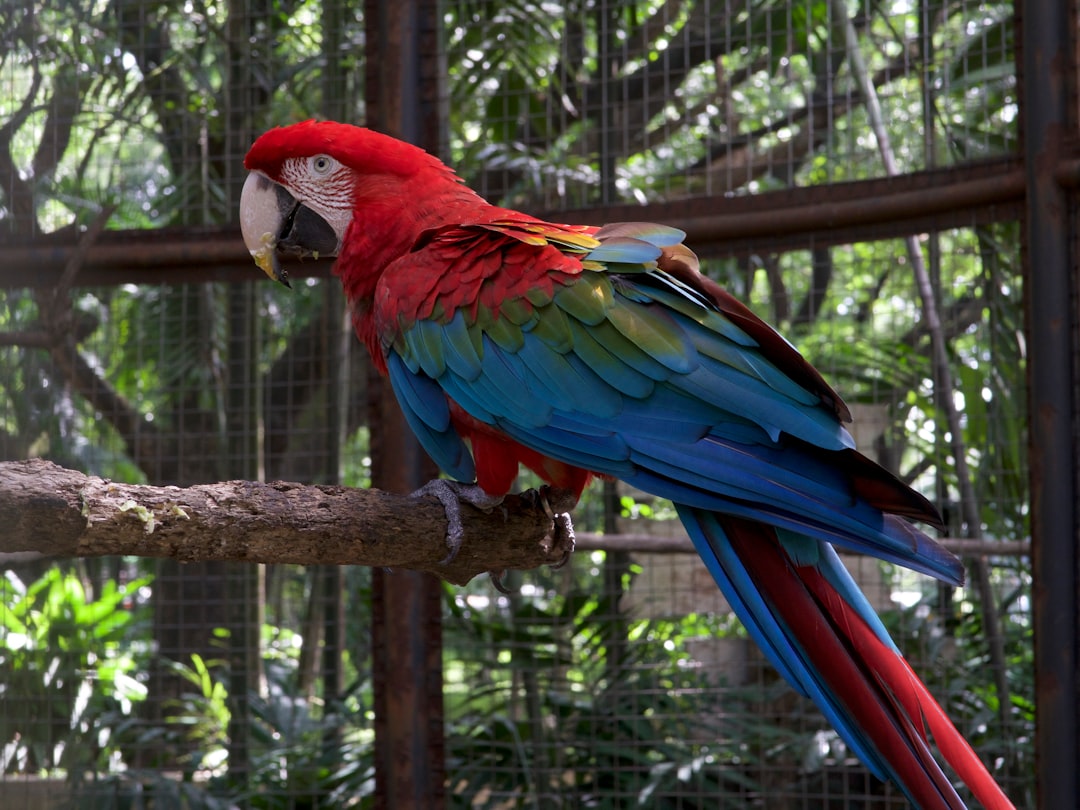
0,459,571,585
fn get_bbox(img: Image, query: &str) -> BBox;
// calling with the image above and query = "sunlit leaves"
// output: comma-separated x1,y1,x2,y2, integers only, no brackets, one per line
1,567,152,774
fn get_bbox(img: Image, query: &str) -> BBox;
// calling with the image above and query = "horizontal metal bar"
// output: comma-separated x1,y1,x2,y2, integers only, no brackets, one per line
0,158,1026,290
0,228,333,290
575,531,1030,558
546,157,1026,255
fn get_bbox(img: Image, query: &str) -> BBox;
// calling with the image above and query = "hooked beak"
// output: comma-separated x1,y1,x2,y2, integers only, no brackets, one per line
239,173,341,287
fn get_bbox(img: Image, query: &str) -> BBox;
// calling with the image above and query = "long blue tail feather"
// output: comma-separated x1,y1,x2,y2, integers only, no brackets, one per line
676,506,969,808
243,119,1017,808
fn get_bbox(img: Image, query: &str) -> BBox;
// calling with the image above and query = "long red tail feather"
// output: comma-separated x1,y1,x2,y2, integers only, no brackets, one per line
723,518,1014,809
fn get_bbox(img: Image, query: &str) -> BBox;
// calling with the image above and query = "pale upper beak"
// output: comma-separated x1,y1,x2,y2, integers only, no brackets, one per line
239,173,341,287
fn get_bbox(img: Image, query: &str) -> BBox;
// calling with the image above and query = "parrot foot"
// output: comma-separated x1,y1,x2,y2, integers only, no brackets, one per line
410,479,503,564
522,486,577,568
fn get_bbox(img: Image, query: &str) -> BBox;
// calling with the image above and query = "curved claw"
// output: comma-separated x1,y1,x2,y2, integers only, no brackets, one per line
411,480,577,571
410,479,503,563
511,486,578,565
524,487,577,568
537,485,580,516
488,570,512,594
545,512,576,568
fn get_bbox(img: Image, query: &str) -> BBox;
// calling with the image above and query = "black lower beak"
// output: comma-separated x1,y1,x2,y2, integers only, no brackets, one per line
276,197,340,264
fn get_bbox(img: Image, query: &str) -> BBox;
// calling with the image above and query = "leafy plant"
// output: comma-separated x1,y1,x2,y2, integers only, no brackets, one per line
442,570,804,808
0,1,1031,807
66,632,376,809
0,567,151,774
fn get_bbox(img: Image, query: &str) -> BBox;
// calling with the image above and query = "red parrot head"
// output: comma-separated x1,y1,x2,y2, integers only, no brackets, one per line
240,120,478,286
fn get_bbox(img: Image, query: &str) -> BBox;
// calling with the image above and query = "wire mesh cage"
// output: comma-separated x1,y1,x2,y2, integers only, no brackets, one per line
0,0,1042,807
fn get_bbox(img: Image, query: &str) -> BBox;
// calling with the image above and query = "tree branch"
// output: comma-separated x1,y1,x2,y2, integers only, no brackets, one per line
0,459,573,586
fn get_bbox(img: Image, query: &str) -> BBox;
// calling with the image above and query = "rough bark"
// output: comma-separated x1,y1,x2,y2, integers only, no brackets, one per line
0,459,574,586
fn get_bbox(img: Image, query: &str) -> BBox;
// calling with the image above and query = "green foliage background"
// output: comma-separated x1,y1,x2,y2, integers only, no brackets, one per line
0,0,1031,807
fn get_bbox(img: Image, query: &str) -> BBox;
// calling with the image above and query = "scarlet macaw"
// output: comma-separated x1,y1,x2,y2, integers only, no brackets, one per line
240,120,1013,809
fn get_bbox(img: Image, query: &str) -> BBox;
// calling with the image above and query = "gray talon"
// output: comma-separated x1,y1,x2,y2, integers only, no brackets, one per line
527,486,577,568
411,480,576,571
410,479,503,563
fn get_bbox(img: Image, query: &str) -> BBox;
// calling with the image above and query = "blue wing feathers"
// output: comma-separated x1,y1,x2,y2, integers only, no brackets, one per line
522,298,574,352
378,219,1006,809
408,319,447,377
633,276,757,346
515,338,624,418
628,433,864,515
437,374,495,423
580,236,662,265
566,319,657,399
605,300,700,374
440,311,484,380
677,359,854,450
483,314,526,352
684,318,822,407
385,354,475,482
552,276,613,325
592,222,687,248
386,352,450,432
393,250,954,580
621,465,958,582
582,319,675,381
498,418,635,473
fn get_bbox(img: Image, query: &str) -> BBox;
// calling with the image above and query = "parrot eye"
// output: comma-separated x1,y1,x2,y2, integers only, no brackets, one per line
311,155,336,175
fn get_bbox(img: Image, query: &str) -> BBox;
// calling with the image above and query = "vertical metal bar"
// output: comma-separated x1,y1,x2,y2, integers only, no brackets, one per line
224,281,264,793
1020,1,1079,806
364,1,447,808
318,0,350,723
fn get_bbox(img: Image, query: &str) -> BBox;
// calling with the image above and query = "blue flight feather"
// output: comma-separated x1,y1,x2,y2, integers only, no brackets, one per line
676,507,893,780
366,207,1006,808
385,353,474,482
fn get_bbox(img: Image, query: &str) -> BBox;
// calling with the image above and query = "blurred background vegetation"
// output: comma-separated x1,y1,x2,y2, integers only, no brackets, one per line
1,0,1031,807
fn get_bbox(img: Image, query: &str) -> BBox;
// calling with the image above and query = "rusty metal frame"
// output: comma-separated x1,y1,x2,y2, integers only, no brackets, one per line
1020,0,1080,807
0,156,1026,290
549,156,1026,256
2,2,1078,805
362,2,447,809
